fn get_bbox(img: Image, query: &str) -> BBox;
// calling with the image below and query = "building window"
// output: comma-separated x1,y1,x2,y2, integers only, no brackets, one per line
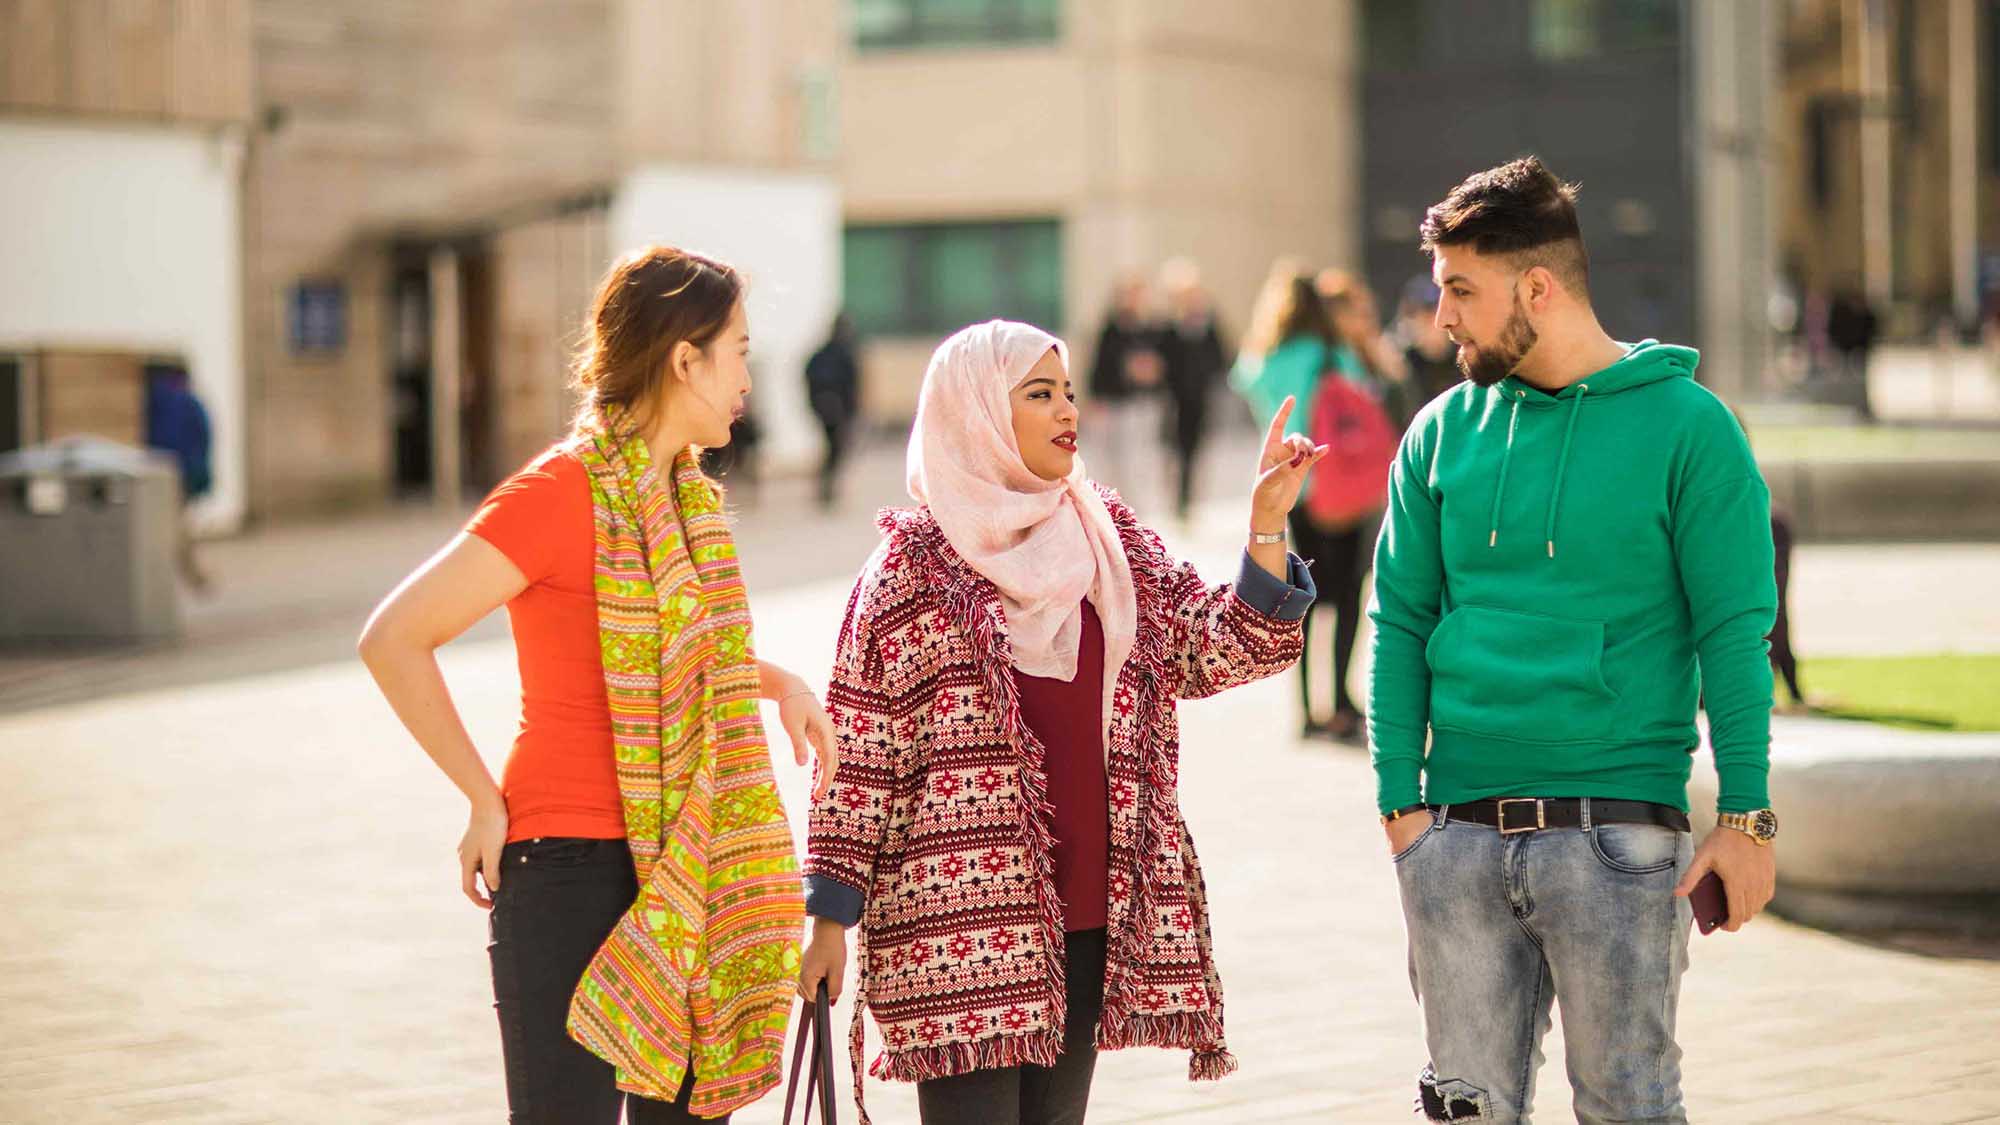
843,220,1063,337
288,281,347,356
852,0,1059,50
1531,0,1679,61
1989,0,2000,173
1361,0,1427,71
0,357,20,452
1532,0,1596,59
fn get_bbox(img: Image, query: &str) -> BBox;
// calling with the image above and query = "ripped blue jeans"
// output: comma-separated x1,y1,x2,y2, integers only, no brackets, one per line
1393,802,1694,1123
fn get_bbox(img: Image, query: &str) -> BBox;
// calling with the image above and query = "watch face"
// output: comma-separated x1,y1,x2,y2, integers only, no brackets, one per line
1752,809,1779,840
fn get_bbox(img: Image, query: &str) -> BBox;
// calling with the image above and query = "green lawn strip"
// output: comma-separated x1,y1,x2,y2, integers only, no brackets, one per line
1788,654,2000,732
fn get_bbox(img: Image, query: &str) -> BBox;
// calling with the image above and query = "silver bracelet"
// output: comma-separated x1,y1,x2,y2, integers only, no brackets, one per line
779,687,817,705
1248,529,1286,545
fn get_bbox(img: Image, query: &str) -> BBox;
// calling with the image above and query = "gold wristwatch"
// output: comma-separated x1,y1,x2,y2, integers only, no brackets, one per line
1716,808,1778,846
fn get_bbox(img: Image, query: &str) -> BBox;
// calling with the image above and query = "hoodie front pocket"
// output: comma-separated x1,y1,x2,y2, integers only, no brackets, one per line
1424,605,1617,742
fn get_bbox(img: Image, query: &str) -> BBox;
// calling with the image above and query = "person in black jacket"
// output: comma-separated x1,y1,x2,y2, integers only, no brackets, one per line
1392,275,1462,406
1156,259,1229,521
1826,288,1879,419
805,313,863,508
1729,406,1809,710
1086,274,1166,514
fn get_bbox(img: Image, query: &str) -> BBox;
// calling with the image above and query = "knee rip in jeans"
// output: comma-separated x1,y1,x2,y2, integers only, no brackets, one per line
1418,1064,1491,1121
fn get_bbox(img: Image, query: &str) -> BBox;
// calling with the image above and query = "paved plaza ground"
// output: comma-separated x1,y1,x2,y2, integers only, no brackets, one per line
4,432,1998,1123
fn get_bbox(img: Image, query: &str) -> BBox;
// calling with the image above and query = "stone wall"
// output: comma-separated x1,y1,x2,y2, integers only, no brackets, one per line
0,0,252,125
244,0,620,515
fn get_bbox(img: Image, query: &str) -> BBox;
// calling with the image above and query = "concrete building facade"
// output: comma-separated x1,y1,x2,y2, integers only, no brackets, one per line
0,0,254,531
0,0,1354,524
834,1,1357,418
7,0,1990,528
1773,0,1993,337
4,0,844,528
243,0,840,519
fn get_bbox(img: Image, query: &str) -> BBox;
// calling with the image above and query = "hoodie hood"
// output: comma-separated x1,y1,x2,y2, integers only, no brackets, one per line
1487,341,1701,557
1498,339,1698,402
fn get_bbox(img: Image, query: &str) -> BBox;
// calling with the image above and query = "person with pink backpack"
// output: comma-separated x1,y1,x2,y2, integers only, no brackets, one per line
1231,263,1406,740
1311,269,1416,527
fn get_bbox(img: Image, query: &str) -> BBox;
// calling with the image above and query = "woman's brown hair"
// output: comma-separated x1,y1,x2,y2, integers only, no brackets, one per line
1317,267,1400,381
570,245,743,433
1240,258,1335,360
1313,267,1366,321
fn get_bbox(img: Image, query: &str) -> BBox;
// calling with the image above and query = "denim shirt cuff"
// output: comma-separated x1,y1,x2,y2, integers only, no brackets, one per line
804,874,864,927
1235,548,1317,622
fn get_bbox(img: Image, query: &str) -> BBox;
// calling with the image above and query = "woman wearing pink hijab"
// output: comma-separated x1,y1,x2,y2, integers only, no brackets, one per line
798,320,1324,1125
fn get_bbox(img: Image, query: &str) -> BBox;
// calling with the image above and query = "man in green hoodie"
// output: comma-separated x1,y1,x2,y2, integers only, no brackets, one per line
1369,157,1780,1123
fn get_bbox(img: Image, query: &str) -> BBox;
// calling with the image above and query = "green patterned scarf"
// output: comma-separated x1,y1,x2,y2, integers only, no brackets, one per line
566,414,802,1117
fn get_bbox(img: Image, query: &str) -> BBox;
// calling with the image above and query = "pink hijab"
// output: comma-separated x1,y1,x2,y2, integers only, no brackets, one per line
907,320,1138,736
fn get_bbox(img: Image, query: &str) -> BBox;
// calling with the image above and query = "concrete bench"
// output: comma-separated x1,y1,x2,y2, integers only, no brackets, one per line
1687,714,2000,935
1760,455,2000,542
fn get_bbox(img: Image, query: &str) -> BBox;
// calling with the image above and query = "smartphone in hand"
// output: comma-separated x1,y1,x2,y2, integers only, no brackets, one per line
1690,870,1728,935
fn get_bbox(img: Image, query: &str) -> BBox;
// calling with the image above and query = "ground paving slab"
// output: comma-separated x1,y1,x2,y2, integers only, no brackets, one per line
5,575,1999,1122
3,434,1997,1122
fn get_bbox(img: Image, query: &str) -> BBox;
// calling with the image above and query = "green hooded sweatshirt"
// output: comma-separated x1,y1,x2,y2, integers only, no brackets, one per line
1367,340,1776,815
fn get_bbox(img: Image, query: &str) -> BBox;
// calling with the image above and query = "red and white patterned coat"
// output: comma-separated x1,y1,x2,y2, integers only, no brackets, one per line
806,488,1305,1108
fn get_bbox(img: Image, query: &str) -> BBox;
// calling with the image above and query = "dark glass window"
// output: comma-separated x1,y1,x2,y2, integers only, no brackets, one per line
1362,0,1427,71
853,0,1059,50
1531,0,1679,61
0,358,19,452
843,220,1063,337
1988,0,2000,172
288,281,347,356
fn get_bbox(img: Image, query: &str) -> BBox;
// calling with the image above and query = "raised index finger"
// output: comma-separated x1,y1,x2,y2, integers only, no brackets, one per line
1266,396,1295,447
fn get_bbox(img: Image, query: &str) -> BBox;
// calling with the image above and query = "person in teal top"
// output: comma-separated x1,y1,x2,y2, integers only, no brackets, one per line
1234,265,1412,741
1231,265,1377,738
1230,270,1330,440
1370,157,1780,1123
1230,272,1376,439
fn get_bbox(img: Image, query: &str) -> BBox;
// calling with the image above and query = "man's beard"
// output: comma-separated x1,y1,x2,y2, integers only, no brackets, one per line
1455,299,1538,387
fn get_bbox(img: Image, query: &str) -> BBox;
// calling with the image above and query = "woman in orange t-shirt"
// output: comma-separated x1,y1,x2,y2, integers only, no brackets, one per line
360,247,835,1124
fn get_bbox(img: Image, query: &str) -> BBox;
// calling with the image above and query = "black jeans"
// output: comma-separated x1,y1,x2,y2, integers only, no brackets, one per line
1289,510,1371,721
915,928,1108,1125
1168,400,1207,519
488,836,721,1124
1768,512,1804,702
811,395,850,507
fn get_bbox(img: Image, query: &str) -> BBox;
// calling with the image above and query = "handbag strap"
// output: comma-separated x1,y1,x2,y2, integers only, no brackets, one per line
781,981,839,1125
813,982,837,1124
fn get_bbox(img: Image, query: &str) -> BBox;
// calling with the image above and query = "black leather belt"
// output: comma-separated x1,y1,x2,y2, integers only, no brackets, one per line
1442,798,1690,835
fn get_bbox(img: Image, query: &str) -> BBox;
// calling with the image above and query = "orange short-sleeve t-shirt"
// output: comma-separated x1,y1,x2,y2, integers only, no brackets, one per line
464,446,625,843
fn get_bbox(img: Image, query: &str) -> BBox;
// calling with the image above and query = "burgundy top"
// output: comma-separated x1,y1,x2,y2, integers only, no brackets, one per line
1014,600,1111,932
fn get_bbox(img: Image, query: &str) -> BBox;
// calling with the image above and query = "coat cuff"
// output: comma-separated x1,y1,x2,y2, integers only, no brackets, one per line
1234,549,1317,622
804,874,864,927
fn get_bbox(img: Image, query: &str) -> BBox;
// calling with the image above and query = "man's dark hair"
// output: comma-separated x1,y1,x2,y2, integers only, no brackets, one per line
1420,155,1590,298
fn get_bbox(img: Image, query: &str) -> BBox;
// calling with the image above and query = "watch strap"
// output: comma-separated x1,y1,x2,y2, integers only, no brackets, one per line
1380,803,1428,825
1717,809,1777,844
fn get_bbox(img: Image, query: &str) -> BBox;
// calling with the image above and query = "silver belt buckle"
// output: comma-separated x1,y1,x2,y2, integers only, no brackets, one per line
1497,798,1546,835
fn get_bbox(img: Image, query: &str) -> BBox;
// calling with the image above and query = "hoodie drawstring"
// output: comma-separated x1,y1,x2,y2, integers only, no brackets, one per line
1486,397,1522,547
1487,384,1589,556
1543,384,1588,557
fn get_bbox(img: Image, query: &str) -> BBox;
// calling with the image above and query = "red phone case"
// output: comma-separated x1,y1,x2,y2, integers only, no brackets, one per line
1690,870,1728,934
